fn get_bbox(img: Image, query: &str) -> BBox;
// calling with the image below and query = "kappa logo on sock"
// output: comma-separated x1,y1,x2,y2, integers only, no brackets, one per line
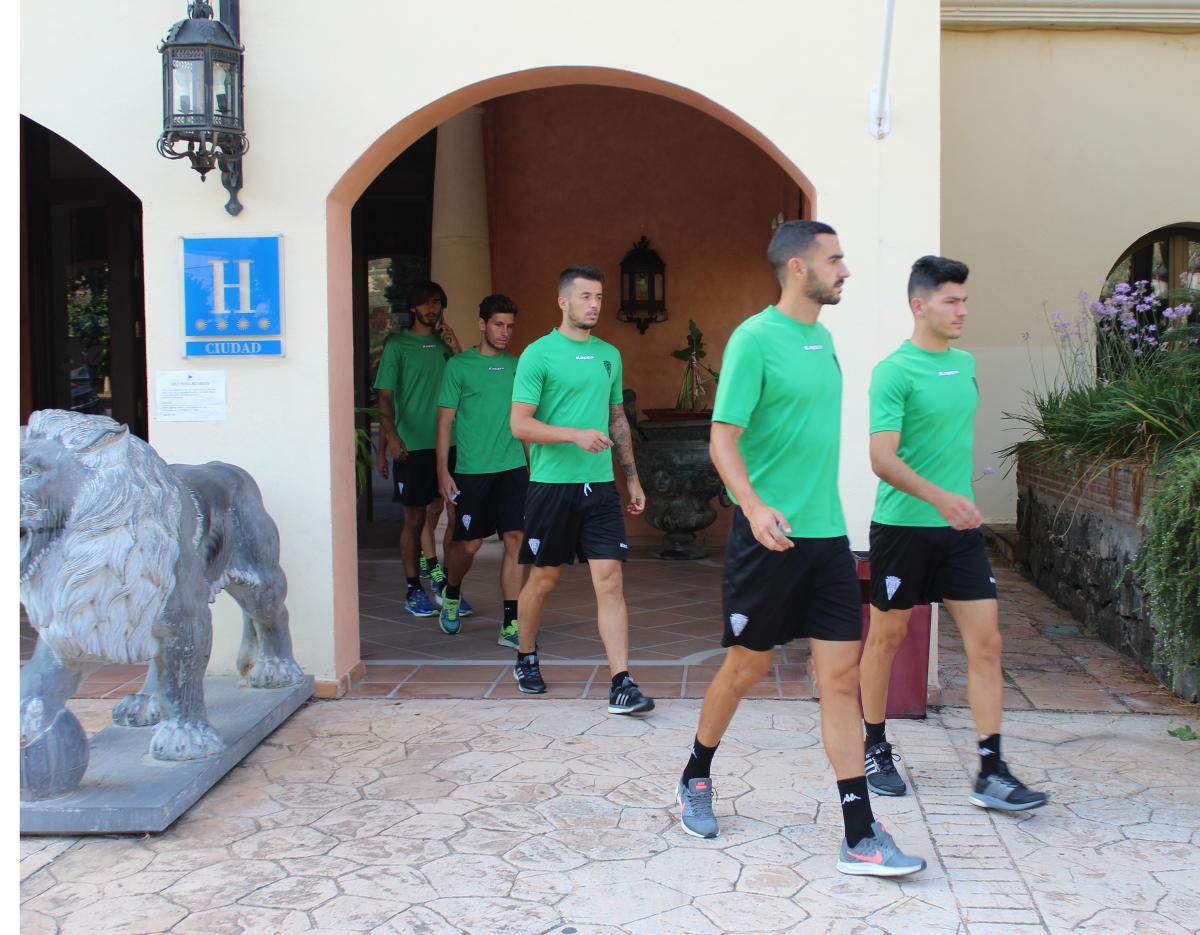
462,514,472,530
885,575,902,600
841,792,862,804
528,538,541,555
729,613,749,636
989,576,996,584
978,746,994,756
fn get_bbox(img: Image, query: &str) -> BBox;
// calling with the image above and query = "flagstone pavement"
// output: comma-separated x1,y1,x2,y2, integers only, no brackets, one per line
18,545,1200,933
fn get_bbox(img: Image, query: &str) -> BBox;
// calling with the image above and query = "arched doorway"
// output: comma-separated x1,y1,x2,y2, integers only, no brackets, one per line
20,116,147,438
333,71,817,695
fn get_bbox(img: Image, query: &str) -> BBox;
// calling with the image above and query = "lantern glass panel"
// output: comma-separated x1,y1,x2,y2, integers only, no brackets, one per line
212,59,239,123
654,273,664,301
171,54,205,119
635,271,650,303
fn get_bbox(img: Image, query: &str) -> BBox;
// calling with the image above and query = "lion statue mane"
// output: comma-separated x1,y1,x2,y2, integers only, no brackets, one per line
20,409,305,800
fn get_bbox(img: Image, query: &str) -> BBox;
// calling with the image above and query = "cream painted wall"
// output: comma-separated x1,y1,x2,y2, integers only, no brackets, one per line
22,0,942,683
942,27,1200,523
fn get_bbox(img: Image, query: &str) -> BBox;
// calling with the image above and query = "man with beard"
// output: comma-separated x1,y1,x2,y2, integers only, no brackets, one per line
673,221,926,878
509,264,653,716
374,280,470,618
435,294,528,643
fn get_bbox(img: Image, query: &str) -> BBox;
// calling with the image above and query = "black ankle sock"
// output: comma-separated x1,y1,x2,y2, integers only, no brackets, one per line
406,577,421,592
503,600,518,626
865,720,887,747
517,647,538,664
681,736,719,784
611,670,630,688
445,583,461,601
979,734,1001,776
837,776,876,848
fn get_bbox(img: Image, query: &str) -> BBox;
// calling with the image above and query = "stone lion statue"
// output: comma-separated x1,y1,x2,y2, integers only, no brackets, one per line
20,410,304,799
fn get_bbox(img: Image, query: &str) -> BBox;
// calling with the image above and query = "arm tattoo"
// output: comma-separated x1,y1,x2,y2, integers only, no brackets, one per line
609,404,638,478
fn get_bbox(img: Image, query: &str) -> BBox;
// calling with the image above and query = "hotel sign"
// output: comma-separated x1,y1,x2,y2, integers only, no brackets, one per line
183,236,284,356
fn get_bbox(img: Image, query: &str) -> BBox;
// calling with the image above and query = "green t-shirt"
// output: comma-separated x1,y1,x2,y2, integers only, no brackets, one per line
512,328,623,484
372,330,453,452
870,340,978,526
712,306,846,537
437,348,527,475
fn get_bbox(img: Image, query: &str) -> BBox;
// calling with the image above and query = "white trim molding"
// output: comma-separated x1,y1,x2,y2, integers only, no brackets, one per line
942,1,1200,30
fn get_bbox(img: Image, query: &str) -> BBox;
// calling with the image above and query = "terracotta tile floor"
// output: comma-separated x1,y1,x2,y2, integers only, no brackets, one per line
20,538,1200,717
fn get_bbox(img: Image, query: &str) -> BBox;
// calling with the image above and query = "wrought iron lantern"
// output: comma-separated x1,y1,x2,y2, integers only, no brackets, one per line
157,1,247,215
618,236,667,334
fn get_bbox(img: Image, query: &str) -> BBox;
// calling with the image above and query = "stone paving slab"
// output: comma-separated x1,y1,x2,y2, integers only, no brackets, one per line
20,697,1200,933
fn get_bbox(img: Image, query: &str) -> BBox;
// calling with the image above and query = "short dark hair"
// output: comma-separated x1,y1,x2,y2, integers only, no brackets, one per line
479,293,518,321
557,264,604,295
767,221,837,283
908,255,969,299
406,280,447,310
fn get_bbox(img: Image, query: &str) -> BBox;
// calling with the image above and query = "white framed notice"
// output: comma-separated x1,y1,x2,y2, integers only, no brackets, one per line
156,371,227,422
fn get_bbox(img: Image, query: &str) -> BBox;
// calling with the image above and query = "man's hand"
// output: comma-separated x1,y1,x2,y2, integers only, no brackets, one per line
438,472,460,505
745,502,794,551
386,434,408,462
934,492,983,530
438,321,462,354
573,429,613,453
625,476,646,515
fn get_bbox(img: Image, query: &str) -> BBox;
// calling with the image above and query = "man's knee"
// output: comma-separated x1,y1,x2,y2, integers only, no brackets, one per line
865,616,909,654
722,647,774,692
814,647,861,698
502,531,523,552
525,566,560,594
461,538,484,558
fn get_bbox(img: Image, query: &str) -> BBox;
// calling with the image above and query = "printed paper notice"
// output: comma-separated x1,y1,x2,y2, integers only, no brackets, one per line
156,371,227,422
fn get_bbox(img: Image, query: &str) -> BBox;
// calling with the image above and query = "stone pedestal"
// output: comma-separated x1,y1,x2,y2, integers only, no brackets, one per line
633,417,724,559
21,675,314,835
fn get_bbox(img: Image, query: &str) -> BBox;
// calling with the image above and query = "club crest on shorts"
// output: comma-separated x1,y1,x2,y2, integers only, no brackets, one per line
529,538,541,555
462,514,472,531
885,575,902,600
729,613,749,636
397,482,405,494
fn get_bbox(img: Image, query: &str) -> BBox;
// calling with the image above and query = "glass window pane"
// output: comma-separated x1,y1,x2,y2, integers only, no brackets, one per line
213,60,239,121
171,56,204,116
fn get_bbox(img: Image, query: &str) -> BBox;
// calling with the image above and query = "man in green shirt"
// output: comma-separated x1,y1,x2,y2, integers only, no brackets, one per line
861,255,1046,812
435,294,528,643
509,264,653,716
373,280,468,618
674,221,925,878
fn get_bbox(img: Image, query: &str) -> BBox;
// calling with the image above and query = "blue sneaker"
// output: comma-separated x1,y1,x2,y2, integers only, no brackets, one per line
404,588,437,617
438,596,462,635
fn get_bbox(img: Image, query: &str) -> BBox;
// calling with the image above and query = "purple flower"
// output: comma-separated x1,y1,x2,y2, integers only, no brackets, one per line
1147,324,1157,332
1115,283,1132,295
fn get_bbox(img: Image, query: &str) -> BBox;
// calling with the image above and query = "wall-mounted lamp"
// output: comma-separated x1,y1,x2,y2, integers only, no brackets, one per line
618,236,667,335
157,0,247,215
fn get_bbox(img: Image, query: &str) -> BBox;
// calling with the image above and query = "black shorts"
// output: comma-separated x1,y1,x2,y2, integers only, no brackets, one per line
392,447,455,508
721,508,862,650
868,522,997,610
518,481,629,566
452,466,529,540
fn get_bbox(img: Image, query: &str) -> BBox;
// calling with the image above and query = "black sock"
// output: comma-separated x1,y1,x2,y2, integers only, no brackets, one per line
517,646,537,664
611,670,630,688
406,577,421,592
979,734,1001,776
681,736,719,784
503,600,518,626
445,583,461,601
837,776,876,848
865,720,887,748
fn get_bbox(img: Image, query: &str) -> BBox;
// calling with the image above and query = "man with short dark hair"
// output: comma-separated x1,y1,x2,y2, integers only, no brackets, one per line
674,221,926,878
860,255,1047,812
374,280,470,618
509,264,654,716
435,294,527,643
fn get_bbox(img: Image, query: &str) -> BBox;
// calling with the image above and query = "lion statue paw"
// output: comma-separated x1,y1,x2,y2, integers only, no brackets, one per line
150,719,226,761
248,656,306,689
112,691,164,728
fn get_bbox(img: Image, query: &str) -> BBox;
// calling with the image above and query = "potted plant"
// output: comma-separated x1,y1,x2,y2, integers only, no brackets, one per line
632,320,726,559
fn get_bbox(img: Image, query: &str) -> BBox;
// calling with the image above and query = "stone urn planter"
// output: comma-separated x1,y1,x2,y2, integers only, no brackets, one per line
632,414,724,559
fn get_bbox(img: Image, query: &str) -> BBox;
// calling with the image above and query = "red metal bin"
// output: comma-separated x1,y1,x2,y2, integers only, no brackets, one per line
855,554,931,719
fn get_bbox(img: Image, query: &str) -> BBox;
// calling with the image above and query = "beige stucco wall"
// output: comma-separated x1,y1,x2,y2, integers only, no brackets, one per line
942,26,1200,523
22,0,942,685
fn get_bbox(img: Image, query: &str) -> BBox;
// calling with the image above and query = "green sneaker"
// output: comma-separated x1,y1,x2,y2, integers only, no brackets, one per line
498,619,519,649
430,564,447,604
418,551,432,580
438,596,462,635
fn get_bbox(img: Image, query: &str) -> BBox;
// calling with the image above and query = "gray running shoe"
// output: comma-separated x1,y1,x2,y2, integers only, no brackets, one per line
970,761,1048,811
865,741,908,796
837,821,927,877
676,777,719,839
608,676,655,715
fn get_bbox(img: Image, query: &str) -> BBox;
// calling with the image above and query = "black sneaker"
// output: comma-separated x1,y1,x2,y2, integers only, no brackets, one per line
514,654,546,694
970,760,1048,811
608,675,655,715
865,741,907,796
